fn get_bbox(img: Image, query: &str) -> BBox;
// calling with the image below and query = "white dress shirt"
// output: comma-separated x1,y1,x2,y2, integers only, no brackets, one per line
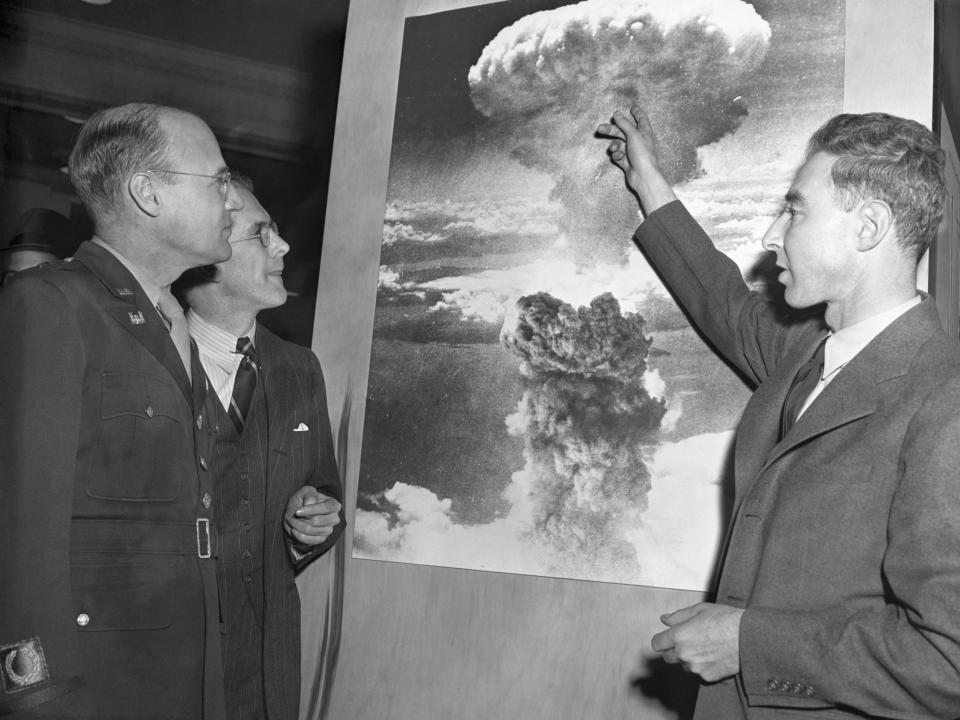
797,295,922,419
186,310,256,412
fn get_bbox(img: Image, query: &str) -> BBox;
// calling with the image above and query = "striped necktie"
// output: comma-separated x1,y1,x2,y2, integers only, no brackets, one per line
228,336,259,432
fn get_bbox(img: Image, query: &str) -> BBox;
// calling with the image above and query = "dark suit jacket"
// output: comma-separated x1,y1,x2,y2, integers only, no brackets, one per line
0,242,225,719
210,323,344,720
636,202,960,719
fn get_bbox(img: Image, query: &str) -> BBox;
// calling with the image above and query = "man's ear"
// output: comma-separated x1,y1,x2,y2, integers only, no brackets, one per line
856,199,893,252
128,172,161,218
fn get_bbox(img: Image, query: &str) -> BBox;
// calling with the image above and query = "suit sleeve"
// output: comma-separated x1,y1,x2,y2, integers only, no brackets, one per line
288,352,345,573
634,200,819,386
0,274,85,712
739,376,960,717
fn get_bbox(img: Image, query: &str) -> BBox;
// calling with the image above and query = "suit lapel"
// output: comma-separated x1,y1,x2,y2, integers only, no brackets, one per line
733,329,829,496
75,242,193,406
746,299,942,479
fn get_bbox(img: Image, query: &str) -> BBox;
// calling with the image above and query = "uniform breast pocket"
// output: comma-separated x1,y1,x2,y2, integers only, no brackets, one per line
85,372,186,501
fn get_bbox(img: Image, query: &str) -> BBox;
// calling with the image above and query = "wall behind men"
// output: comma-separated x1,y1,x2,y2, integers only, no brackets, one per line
303,1,935,719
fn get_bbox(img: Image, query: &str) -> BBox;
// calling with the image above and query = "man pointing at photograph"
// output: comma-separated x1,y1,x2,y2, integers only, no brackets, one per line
598,105,960,717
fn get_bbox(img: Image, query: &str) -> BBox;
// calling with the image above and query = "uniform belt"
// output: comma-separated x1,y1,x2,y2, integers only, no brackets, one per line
70,518,215,558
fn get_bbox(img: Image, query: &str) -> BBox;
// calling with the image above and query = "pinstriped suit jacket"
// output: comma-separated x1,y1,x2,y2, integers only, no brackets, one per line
635,202,960,719
222,323,345,720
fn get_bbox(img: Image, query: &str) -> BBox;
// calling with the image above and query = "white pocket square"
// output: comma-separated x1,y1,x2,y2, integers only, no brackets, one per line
294,422,309,432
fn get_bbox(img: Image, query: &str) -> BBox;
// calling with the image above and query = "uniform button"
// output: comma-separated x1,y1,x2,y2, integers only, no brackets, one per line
805,686,815,697
240,472,248,480
196,415,203,430
767,679,779,691
202,492,212,509
779,681,792,692
241,497,249,505
243,550,252,558
243,523,251,531
244,575,252,583
199,456,208,470
145,405,154,419
791,683,803,694
77,613,90,627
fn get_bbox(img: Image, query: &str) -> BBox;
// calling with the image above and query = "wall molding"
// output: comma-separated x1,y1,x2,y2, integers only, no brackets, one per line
0,8,316,162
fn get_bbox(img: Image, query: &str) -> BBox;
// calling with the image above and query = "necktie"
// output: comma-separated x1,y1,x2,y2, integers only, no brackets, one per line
228,336,259,432
779,337,827,439
157,288,192,384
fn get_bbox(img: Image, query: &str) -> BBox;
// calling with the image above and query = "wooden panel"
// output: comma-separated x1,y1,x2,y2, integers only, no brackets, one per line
934,107,960,338
844,0,934,124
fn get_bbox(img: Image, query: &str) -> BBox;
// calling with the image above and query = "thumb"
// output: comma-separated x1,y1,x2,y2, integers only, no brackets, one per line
660,604,703,627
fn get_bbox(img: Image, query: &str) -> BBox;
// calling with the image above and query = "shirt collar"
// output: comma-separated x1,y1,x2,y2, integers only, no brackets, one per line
186,309,256,371
92,237,163,307
823,295,921,378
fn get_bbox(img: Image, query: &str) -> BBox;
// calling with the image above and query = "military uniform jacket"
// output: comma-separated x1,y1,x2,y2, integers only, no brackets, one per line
0,242,225,719
635,202,960,719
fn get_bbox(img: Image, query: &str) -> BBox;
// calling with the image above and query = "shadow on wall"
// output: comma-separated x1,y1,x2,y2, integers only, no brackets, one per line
631,656,699,720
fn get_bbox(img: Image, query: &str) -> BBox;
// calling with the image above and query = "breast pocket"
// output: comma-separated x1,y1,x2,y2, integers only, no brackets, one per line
86,372,186,501
72,559,176,631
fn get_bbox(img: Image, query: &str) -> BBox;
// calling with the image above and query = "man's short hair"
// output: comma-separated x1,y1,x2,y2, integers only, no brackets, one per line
807,112,945,259
68,103,177,223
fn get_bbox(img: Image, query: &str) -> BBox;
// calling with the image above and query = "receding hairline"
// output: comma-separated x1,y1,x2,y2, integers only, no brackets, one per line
153,108,224,170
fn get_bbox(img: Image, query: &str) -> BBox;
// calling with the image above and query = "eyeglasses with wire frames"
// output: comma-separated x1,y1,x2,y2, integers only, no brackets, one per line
230,222,281,249
145,169,233,197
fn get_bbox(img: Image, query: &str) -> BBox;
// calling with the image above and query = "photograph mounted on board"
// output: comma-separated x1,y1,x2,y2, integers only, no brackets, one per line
354,0,843,591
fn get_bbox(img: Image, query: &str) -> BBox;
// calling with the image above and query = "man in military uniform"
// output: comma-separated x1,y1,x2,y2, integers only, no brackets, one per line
0,102,243,718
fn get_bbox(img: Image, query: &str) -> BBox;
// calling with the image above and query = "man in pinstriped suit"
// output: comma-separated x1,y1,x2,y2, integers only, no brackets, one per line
176,176,345,720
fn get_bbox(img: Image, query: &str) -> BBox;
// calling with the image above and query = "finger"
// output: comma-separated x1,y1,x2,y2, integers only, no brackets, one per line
286,514,338,536
298,488,323,506
287,520,335,540
294,498,341,517
611,109,639,136
661,649,681,665
650,628,675,653
596,121,626,141
629,103,649,127
302,511,341,528
660,604,702,627
288,526,333,545
607,140,628,166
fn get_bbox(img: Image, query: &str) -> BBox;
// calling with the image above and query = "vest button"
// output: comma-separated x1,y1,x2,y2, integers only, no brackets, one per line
202,492,212,509
77,613,90,627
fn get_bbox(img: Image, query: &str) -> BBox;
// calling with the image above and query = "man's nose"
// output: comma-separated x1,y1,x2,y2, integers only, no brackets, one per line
761,213,786,251
225,183,244,212
272,234,290,257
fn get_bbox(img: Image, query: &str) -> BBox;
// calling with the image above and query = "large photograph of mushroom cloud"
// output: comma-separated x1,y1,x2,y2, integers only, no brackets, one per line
354,0,843,591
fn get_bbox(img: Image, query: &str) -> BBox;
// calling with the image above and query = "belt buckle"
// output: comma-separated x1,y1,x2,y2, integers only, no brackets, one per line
196,518,211,559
